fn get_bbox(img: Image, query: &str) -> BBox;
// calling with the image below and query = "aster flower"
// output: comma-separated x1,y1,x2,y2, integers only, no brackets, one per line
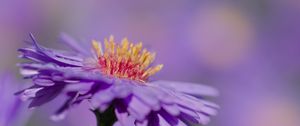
17,33,219,125
0,72,31,126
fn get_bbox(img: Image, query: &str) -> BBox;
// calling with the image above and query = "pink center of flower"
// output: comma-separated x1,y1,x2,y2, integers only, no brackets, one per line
92,36,163,82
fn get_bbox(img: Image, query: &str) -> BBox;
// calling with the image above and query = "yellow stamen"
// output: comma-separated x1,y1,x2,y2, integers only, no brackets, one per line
92,40,103,57
147,64,163,77
91,36,163,82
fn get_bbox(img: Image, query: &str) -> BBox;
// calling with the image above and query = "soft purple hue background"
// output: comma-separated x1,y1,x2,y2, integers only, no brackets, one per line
0,72,31,126
1,0,300,126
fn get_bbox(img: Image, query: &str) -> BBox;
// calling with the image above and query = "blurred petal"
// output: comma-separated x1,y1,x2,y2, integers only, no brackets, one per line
152,80,219,97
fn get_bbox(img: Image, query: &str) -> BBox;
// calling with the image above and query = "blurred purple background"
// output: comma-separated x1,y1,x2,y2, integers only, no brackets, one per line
1,0,300,126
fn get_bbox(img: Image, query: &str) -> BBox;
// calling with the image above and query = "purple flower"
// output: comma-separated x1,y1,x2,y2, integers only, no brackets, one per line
0,72,31,126
17,33,219,125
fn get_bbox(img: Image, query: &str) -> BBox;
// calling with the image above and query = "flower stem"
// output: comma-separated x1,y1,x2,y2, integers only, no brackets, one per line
91,106,117,126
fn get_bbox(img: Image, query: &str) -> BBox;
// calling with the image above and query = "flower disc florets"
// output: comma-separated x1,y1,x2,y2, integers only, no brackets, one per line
91,36,163,82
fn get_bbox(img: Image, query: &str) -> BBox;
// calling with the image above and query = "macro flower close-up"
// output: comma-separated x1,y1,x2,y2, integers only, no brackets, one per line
16,33,219,126
1,1,300,126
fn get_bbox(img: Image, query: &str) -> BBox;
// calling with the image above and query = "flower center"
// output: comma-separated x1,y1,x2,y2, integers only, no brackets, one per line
92,35,163,82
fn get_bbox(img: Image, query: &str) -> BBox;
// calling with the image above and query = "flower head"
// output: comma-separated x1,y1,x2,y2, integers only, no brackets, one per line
17,33,219,125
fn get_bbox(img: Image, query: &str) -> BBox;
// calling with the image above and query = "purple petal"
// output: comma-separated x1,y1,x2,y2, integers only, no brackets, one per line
18,48,53,63
159,110,179,125
173,96,202,113
41,49,83,67
19,69,38,77
199,99,220,109
162,104,180,116
146,85,174,105
22,34,84,67
20,87,44,101
176,119,188,126
114,106,135,126
132,86,160,111
197,112,211,125
157,114,171,126
50,111,67,121
176,93,218,115
135,120,148,126
90,87,115,108
127,96,151,121
28,85,64,108
33,78,55,86
179,112,200,124
151,80,219,97
178,106,199,120
51,93,79,121
64,82,93,93
174,93,206,112
178,106,204,124
200,105,218,116
113,122,122,126
111,83,132,98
